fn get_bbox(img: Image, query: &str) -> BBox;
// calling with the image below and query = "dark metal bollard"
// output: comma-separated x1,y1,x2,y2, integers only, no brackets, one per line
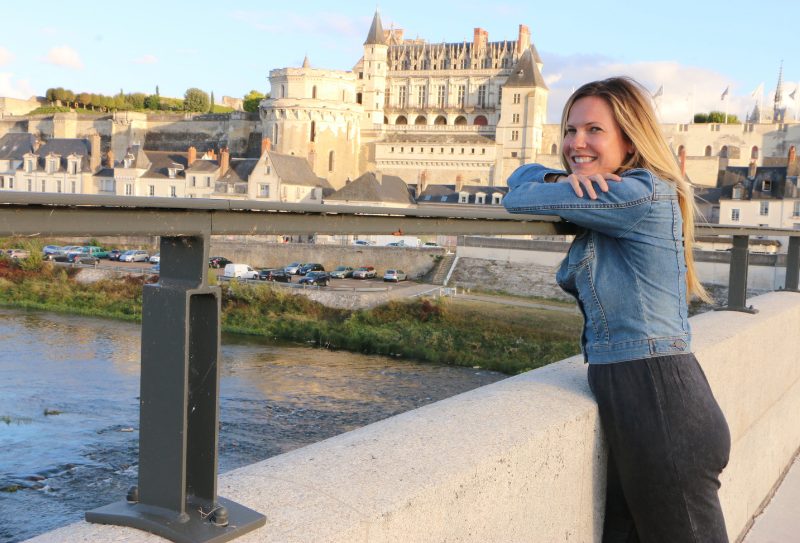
86,235,265,543
783,236,800,292
716,235,757,313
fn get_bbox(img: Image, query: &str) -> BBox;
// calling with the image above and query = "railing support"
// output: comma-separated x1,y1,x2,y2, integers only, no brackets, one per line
716,235,757,313
782,236,800,292
86,235,265,543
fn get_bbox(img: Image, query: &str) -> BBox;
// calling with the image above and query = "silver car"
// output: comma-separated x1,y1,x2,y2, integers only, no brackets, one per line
383,269,407,282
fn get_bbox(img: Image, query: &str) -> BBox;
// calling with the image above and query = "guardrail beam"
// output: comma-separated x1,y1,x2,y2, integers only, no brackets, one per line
716,235,757,313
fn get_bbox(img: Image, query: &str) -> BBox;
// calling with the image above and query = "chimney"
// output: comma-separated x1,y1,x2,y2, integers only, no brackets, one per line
748,160,757,179
789,145,796,164
517,24,530,53
106,149,114,168
419,170,428,194
679,147,686,177
789,145,799,176
473,28,488,50
261,137,271,156
220,148,230,177
456,174,464,192
188,146,197,166
89,133,101,172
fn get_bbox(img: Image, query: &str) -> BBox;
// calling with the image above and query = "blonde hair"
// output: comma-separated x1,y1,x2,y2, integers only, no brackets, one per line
559,76,711,302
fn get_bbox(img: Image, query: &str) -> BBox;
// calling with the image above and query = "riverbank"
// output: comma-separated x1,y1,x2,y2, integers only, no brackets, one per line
0,259,582,374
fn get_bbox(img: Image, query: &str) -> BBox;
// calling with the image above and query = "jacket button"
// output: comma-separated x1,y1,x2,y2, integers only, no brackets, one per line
671,339,687,350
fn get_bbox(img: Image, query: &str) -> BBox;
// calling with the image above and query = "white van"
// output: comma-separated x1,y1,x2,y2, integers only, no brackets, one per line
223,263,258,280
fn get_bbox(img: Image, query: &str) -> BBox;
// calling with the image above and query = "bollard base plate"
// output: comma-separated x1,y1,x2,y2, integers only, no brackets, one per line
86,496,265,543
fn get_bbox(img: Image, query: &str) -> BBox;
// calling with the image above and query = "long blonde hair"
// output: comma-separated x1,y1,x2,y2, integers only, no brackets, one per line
559,77,710,302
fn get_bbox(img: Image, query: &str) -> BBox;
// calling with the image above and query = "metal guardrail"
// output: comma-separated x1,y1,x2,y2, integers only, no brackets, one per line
1,194,799,542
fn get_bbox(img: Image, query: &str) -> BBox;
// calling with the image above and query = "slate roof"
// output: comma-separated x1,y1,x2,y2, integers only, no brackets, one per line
218,159,258,184
716,166,799,200
141,151,188,179
268,151,332,188
0,133,36,160
185,159,219,173
415,183,508,205
504,48,548,90
35,138,92,171
327,172,415,205
364,10,385,46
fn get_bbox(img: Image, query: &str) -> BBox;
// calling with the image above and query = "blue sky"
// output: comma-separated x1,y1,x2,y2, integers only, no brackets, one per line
1,0,797,123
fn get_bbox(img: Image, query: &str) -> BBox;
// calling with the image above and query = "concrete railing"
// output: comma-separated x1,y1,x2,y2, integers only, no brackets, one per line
30,290,800,542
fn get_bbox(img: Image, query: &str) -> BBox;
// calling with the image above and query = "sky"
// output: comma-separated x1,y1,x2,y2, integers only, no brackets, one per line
1,0,797,123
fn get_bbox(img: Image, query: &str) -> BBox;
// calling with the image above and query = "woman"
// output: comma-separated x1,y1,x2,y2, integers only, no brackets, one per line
503,77,731,543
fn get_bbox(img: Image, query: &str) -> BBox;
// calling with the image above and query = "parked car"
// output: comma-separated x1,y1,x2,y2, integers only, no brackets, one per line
352,266,377,279
46,245,80,261
42,245,63,259
258,269,292,282
352,240,374,246
298,263,324,275
223,263,258,280
74,255,100,265
329,266,354,279
208,256,231,269
150,263,160,273
73,246,109,260
422,242,441,248
149,253,160,264
284,262,304,274
119,250,150,262
385,241,405,247
298,271,330,286
383,269,408,282
108,249,123,261
6,249,30,259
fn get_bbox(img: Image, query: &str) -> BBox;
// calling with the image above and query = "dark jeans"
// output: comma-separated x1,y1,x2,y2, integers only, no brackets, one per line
588,354,731,543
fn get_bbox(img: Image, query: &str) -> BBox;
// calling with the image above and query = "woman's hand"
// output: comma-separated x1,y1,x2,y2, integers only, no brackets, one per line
558,172,622,199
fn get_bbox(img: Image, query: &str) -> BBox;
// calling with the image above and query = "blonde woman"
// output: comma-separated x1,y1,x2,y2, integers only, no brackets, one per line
504,77,730,542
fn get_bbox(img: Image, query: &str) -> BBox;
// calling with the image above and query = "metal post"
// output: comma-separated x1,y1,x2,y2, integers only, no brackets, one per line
86,235,265,543
716,235,757,313
783,236,800,292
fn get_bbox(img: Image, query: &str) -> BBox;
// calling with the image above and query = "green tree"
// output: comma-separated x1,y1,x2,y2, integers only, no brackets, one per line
63,89,76,108
78,92,91,108
184,88,210,112
127,92,147,109
242,90,265,112
144,94,161,110
694,111,740,124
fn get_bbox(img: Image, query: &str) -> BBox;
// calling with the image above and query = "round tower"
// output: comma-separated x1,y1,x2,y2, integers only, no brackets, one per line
360,10,388,128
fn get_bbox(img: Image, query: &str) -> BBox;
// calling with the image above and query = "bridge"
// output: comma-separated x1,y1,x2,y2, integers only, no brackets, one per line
2,193,799,542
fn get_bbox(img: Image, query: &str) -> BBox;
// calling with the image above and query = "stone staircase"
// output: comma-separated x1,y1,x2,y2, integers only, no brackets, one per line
427,253,457,285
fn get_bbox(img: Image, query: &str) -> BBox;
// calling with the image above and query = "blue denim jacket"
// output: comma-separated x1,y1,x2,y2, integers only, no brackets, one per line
503,164,691,364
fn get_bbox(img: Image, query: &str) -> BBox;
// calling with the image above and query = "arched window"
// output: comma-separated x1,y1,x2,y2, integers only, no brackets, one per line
434,115,447,125
312,86,317,99
280,85,285,98
383,116,389,124
720,145,728,158
454,115,467,126
473,115,488,126
272,124,279,146
551,143,558,154
310,121,316,142
705,145,712,156
415,115,426,125
751,146,759,159
395,115,407,125
328,151,335,172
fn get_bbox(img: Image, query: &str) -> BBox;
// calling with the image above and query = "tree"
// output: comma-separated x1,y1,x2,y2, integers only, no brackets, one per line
184,88,210,112
127,93,147,109
78,92,91,108
144,94,161,110
243,89,265,112
694,111,740,124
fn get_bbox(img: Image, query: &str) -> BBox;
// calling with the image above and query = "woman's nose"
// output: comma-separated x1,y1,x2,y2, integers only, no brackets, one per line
571,131,586,149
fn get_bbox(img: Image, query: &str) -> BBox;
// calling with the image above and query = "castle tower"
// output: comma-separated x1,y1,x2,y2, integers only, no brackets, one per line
496,47,549,183
774,60,786,123
360,10,388,128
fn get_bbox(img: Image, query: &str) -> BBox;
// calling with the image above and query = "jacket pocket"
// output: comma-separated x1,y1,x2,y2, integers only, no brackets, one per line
575,264,609,345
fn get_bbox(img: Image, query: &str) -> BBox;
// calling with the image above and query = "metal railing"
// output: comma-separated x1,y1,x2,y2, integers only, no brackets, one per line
1,193,799,542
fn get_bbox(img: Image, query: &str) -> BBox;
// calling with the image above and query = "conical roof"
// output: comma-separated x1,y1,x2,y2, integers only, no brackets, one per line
302,55,310,68
504,48,547,89
364,10,385,45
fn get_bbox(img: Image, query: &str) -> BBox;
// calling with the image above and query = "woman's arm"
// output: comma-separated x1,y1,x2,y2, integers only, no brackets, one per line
503,166,657,238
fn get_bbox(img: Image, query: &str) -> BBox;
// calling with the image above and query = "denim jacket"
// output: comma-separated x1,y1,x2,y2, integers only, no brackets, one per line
503,164,691,364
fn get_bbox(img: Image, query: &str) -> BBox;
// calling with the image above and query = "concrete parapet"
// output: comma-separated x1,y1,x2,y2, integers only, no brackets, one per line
27,291,800,542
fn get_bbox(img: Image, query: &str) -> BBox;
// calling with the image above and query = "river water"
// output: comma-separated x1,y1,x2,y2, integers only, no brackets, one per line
0,309,504,543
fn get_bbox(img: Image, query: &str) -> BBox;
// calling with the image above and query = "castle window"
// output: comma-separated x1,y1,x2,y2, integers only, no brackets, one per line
476,193,486,204
356,92,362,104
720,145,728,158
454,115,467,126
473,115,488,126
56,180,62,193
511,130,519,141
259,184,270,197
312,86,317,99
170,186,176,197
27,179,31,191
434,115,447,125
511,152,518,158
149,185,155,196
730,208,740,222
437,85,446,108
310,121,316,142
751,146,759,159
415,115,426,125
459,192,468,203
191,176,196,187
395,115,407,125
417,86,426,107
762,180,772,192
281,85,285,98
551,143,558,154
41,180,46,191
492,193,502,205
513,93,520,104
705,145,712,156
760,201,769,216
457,85,465,107
385,87,391,106
328,151,335,172
206,176,211,187
512,113,520,123
71,181,76,193
398,86,407,108
477,85,487,108
794,201,800,217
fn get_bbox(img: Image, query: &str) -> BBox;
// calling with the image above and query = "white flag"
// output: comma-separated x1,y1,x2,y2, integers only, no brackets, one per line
790,87,797,101
751,83,764,98
721,86,729,100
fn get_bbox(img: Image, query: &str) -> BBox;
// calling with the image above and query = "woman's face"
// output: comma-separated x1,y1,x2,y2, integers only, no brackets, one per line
563,95,633,176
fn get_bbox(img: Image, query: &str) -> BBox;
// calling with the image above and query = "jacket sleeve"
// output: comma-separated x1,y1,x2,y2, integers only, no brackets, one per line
503,164,655,238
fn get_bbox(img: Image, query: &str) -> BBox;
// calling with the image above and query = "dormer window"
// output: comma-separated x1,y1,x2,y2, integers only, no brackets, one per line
476,193,486,204
123,158,133,168
492,193,503,205
168,168,177,179
458,192,469,204
47,157,59,174
762,180,772,192
25,158,34,173
732,184,744,199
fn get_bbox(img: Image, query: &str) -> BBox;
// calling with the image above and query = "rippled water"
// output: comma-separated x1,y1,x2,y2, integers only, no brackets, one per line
0,308,504,543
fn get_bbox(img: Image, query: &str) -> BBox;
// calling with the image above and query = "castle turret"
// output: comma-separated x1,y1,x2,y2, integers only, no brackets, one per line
360,10,388,128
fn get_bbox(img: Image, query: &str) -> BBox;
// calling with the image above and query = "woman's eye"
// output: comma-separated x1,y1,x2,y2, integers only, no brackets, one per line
589,126,602,133
565,128,576,135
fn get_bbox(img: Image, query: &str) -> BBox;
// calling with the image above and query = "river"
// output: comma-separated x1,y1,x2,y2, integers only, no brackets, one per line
0,308,504,543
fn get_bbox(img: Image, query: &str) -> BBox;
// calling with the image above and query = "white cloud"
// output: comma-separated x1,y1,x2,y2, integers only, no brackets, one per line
0,47,13,66
42,45,83,69
0,73,36,99
133,54,158,65
541,53,754,124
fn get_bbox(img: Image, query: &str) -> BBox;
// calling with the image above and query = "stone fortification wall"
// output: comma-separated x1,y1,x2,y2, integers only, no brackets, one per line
209,241,446,279
142,118,260,155
31,291,800,542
